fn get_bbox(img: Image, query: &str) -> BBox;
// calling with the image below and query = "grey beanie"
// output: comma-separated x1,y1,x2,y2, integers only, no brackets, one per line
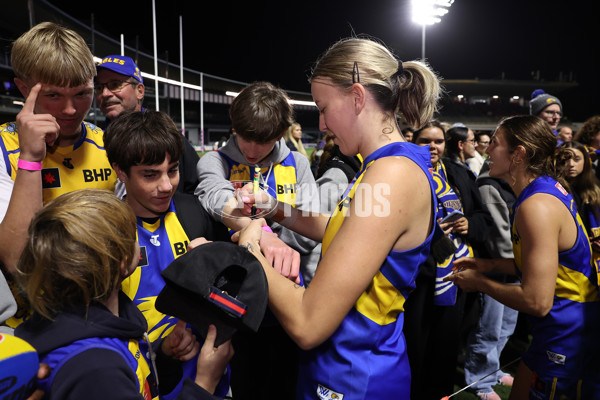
529,89,562,116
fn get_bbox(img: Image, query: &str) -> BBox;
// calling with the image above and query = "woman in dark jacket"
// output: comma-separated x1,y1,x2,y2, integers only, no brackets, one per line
404,121,492,400
443,125,493,253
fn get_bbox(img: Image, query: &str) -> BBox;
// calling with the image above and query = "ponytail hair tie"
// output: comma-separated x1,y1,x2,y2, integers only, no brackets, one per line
396,60,404,77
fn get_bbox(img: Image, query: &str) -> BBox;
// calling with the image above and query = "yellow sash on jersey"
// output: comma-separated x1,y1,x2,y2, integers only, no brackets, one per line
122,210,190,342
322,157,405,325
1,122,116,204
228,162,297,207
129,339,158,400
322,169,366,255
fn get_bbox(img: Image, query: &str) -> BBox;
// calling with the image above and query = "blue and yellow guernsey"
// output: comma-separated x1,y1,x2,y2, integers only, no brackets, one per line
511,176,600,381
431,162,473,305
122,199,191,343
122,198,230,399
298,142,437,400
219,151,298,207
1,121,116,328
0,121,116,204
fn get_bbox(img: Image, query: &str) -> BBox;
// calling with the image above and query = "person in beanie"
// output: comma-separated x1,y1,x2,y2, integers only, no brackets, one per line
529,89,563,136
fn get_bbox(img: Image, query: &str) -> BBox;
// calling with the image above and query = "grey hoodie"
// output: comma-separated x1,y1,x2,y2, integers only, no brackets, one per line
0,272,16,333
195,135,319,281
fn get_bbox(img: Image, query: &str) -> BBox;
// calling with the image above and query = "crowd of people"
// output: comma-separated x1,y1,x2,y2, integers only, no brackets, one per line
1,21,600,400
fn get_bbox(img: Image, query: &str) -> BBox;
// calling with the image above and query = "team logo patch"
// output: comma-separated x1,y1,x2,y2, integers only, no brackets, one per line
62,158,74,169
316,384,344,400
546,350,566,365
555,182,568,196
138,246,148,267
41,168,61,189
150,234,161,246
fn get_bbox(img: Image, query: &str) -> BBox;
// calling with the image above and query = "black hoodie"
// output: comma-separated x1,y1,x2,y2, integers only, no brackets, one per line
15,292,218,400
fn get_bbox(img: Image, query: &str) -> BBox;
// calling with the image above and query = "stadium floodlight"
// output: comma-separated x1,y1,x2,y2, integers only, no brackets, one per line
412,0,454,60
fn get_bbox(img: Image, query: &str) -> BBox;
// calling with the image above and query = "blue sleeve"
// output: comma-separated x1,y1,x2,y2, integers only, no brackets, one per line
50,348,143,400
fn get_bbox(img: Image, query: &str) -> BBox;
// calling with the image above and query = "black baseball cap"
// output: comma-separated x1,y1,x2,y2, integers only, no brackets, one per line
155,242,268,347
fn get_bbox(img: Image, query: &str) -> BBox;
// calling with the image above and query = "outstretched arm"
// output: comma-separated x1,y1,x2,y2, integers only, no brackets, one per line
195,153,301,282
448,194,561,317
236,157,433,349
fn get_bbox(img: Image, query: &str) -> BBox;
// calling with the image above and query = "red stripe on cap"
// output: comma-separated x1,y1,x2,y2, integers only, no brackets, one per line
209,292,247,315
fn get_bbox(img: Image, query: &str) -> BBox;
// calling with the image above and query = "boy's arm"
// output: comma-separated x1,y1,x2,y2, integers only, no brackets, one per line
269,153,319,255
195,152,301,282
0,84,59,273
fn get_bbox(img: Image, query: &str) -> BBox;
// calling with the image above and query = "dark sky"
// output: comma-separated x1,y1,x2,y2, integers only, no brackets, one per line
47,0,598,116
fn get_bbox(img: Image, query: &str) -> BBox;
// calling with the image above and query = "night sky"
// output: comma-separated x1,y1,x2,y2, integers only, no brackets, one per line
45,0,599,119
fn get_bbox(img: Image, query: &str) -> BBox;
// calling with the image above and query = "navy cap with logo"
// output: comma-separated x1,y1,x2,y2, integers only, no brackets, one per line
155,241,268,347
96,55,143,84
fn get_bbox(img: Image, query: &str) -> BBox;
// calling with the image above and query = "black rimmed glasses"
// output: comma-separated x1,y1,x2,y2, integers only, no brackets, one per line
94,79,137,93
543,110,563,118
352,61,360,84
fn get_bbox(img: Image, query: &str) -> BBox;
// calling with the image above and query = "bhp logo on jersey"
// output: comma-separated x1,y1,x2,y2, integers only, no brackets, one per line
174,241,189,256
277,183,296,194
83,168,112,182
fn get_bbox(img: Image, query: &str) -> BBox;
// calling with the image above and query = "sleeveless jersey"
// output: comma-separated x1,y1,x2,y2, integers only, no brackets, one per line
581,202,600,285
219,151,298,206
0,121,116,204
121,198,230,399
510,176,600,380
298,142,437,400
38,336,158,400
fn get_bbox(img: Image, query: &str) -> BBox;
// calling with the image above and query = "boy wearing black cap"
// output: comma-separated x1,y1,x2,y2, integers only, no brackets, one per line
104,110,232,399
96,54,200,195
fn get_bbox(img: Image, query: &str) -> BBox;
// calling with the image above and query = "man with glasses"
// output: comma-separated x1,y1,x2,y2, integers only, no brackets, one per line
96,55,145,122
96,55,200,194
529,89,564,142
467,132,491,175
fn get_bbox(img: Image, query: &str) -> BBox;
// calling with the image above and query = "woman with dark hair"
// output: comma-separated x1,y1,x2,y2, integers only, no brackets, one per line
558,141,600,279
559,141,600,242
573,115,600,181
442,125,492,251
448,115,600,400
406,120,492,398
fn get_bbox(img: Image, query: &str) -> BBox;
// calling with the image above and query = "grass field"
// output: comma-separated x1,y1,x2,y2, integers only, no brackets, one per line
449,335,526,400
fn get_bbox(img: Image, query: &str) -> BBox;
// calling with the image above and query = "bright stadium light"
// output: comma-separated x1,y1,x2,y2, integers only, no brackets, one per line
412,0,454,60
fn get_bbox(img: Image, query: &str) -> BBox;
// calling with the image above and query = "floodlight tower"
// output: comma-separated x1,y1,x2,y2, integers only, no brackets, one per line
412,0,454,60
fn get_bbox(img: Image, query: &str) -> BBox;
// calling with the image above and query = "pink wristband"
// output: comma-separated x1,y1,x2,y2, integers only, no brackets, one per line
261,226,273,233
17,159,43,171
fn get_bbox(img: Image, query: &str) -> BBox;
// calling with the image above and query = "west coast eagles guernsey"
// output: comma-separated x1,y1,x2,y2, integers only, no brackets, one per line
298,142,437,400
0,121,116,204
121,198,230,399
1,121,116,328
510,176,600,381
122,199,191,342
219,151,298,207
